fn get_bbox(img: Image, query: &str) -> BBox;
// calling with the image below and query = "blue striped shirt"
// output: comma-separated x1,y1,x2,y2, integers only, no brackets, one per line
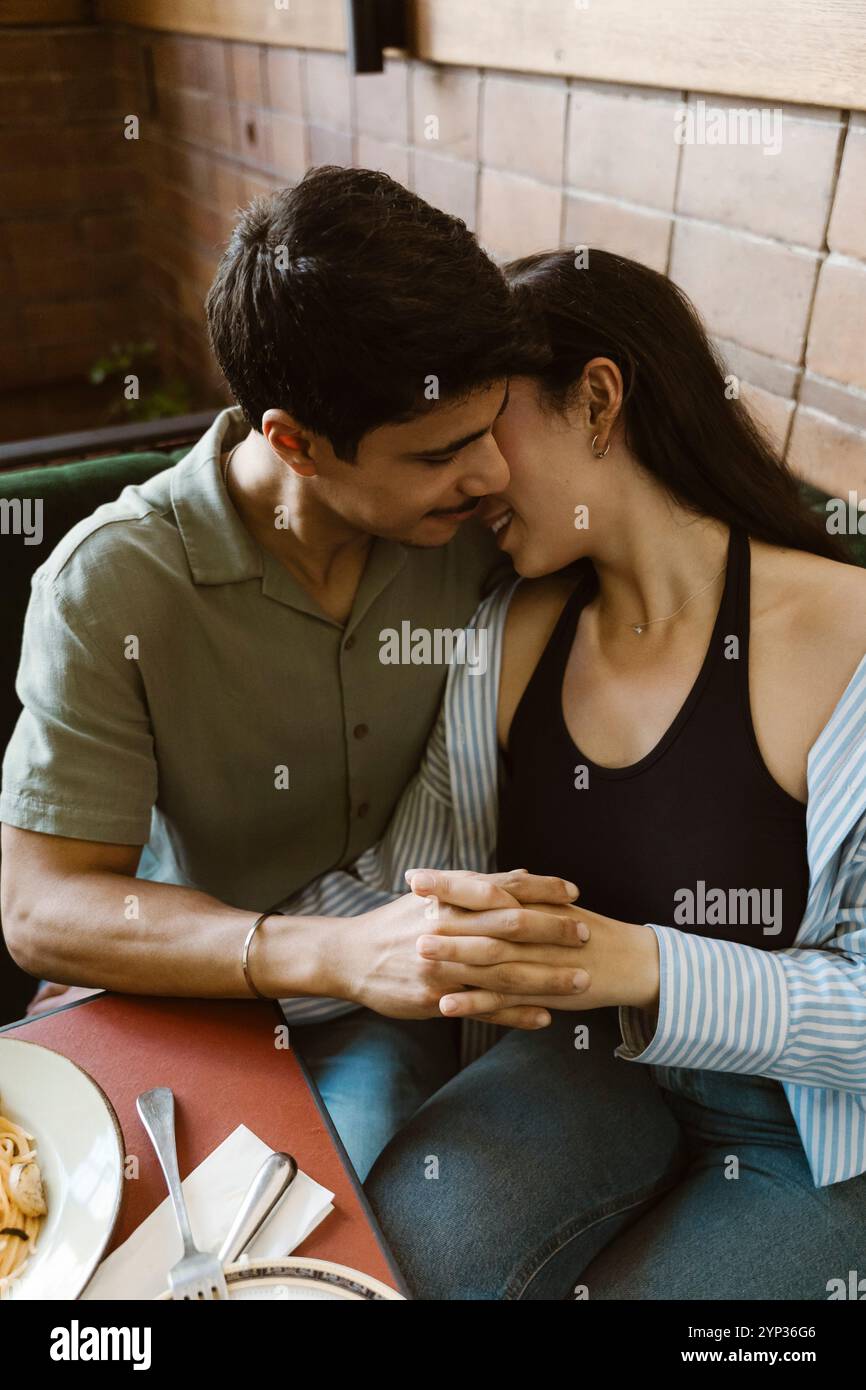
278,576,866,1189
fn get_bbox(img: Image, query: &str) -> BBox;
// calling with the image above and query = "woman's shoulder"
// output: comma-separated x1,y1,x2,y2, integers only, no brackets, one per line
751,539,866,642
750,539,866,742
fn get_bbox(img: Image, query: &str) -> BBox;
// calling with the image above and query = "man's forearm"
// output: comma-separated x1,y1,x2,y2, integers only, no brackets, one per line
7,870,343,1001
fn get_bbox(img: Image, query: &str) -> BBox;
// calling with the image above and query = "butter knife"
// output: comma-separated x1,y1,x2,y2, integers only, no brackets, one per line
217,1151,298,1265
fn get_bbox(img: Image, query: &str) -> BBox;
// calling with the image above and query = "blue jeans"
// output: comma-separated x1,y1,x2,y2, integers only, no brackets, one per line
357,1006,866,1300
291,1007,462,1181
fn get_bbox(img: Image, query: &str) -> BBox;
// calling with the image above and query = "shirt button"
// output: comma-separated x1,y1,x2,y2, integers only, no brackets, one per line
353,723,369,739
344,634,355,650
357,801,370,818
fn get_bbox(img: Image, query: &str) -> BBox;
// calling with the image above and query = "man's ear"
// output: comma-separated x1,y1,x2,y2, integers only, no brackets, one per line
261,409,317,477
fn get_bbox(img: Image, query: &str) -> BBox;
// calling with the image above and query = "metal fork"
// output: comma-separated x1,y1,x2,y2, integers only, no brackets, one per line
136,1086,228,1300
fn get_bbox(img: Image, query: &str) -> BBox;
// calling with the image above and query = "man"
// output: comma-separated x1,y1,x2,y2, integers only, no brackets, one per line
0,167,570,1178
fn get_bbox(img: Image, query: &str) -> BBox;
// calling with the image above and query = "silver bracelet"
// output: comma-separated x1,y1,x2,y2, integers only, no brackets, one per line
242,911,273,1000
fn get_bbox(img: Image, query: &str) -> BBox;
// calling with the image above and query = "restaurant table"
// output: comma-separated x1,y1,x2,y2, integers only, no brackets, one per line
1,991,407,1297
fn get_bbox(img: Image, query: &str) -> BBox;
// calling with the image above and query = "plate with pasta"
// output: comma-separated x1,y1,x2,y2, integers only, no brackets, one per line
0,1039,124,1300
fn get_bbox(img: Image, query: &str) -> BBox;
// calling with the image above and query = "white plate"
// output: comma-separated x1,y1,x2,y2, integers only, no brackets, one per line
0,1038,124,1300
156,1256,405,1300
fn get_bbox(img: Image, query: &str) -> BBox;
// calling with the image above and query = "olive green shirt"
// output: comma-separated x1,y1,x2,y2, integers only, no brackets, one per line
0,406,511,935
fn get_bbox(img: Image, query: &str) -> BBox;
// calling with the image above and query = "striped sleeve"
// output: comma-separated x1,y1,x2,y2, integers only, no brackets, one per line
615,827,866,1092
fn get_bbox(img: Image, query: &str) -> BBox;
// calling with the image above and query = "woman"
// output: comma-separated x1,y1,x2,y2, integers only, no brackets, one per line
289,249,866,1299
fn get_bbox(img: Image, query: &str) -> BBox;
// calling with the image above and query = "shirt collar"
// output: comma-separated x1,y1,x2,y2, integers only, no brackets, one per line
171,406,266,585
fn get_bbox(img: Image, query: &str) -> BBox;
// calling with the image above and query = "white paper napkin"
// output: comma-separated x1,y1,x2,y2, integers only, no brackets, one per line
82,1123,334,1300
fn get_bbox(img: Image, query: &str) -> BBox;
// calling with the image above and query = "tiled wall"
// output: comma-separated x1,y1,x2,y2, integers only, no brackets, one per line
6,24,866,497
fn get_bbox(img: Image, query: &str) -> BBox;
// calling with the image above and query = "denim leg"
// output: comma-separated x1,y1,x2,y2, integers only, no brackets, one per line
364,1007,689,1300
582,1071,866,1299
291,1008,462,1182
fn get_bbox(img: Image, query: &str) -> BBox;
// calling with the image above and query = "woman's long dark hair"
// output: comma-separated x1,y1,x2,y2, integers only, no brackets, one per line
505,248,851,563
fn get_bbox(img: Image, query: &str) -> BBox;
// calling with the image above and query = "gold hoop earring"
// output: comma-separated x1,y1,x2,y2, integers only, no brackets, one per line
591,434,610,458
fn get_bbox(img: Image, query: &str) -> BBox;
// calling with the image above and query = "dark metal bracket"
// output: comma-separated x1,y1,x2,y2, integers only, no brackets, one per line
346,0,408,74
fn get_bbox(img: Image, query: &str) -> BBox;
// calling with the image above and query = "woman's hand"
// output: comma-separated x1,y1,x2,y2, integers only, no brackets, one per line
335,867,586,1029
405,869,659,1022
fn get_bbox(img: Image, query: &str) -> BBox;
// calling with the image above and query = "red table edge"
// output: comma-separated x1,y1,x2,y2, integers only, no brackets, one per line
1,992,411,1300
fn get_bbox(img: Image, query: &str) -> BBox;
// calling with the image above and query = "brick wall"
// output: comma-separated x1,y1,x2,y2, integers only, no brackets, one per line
0,26,145,401
4,23,865,497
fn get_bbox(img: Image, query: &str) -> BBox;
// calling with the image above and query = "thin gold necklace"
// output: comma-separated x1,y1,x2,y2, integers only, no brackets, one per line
627,559,728,635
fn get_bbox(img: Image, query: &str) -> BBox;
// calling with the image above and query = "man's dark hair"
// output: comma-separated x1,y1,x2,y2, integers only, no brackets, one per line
205,165,542,460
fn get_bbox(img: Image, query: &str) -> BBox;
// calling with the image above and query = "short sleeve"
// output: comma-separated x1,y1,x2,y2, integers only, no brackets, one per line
0,572,156,843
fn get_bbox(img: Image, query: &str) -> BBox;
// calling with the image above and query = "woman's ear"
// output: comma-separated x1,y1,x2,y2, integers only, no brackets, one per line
582,357,623,429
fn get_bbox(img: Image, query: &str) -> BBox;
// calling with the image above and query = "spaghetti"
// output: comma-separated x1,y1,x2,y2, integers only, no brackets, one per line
0,1101,46,1296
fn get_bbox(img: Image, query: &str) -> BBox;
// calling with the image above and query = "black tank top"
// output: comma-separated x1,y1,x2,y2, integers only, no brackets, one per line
496,526,809,948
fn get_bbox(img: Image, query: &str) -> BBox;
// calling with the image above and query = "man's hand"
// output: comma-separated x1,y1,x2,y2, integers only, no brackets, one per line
405,869,660,1022
330,868,587,1030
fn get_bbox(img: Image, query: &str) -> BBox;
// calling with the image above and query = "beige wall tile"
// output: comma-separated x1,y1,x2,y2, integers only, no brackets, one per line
478,168,561,262
566,83,680,212
412,151,476,227
799,372,866,433
269,113,307,181
228,42,264,107
713,336,801,399
670,219,819,363
481,74,566,186
238,169,278,204
806,255,866,393
309,126,352,168
787,405,866,498
411,64,478,161
305,51,351,132
154,34,227,96
355,59,408,142
739,381,795,454
233,104,271,170
676,96,841,248
198,39,232,99
210,159,243,213
355,135,410,186
265,47,304,118
563,193,671,272
828,116,866,260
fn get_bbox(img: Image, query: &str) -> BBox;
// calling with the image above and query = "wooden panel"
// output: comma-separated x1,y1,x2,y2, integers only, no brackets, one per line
91,0,866,111
95,0,345,49
413,0,866,111
0,0,88,20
